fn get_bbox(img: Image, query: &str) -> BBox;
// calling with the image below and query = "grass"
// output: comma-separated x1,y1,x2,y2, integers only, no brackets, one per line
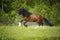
0,26,60,40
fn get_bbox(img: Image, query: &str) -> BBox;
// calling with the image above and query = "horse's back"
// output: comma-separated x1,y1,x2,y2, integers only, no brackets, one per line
29,14,43,22
30,14,42,19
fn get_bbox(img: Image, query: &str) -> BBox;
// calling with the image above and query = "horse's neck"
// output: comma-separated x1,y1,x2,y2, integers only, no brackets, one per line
22,12,32,18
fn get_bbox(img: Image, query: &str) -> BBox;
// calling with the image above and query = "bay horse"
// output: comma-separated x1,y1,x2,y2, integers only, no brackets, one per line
18,8,53,27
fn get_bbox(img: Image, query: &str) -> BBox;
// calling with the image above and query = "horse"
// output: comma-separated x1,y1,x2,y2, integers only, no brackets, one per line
17,8,53,27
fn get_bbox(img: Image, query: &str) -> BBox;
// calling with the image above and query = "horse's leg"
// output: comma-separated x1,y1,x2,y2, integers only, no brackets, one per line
20,20,23,25
24,21,27,27
20,20,23,22
20,20,23,26
38,22,41,26
19,20,23,26
38,22,43,26
41,22,43,26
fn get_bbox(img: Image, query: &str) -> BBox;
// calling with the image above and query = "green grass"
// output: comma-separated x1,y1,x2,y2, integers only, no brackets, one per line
0,26,60,40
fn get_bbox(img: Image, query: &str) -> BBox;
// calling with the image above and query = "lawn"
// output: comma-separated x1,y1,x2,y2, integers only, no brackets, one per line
0,26,60,40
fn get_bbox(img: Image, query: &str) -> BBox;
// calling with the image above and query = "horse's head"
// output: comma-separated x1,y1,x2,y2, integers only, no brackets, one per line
18,8,32,17
18,8,26,15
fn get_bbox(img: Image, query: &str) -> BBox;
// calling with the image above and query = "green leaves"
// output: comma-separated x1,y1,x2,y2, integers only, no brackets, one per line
0,0,60,26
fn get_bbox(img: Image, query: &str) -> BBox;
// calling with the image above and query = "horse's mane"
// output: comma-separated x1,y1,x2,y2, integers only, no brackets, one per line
19,8,32,17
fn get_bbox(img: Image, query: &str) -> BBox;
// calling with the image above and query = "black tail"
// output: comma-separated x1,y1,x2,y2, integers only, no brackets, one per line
43,17,53,26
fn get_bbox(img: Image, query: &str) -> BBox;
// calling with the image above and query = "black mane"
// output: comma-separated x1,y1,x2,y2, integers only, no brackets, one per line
18,8,32,17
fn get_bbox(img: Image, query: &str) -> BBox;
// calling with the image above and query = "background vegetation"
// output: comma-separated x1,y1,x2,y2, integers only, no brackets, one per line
0,0,60,26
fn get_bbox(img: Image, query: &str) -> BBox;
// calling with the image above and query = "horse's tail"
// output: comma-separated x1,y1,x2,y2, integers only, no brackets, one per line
43,17,53,26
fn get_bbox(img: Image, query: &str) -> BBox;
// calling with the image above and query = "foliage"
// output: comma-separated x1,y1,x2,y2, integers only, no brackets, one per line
0,0,60,25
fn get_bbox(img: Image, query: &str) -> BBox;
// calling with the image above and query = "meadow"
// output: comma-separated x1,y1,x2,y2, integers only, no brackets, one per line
0,26,60,40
